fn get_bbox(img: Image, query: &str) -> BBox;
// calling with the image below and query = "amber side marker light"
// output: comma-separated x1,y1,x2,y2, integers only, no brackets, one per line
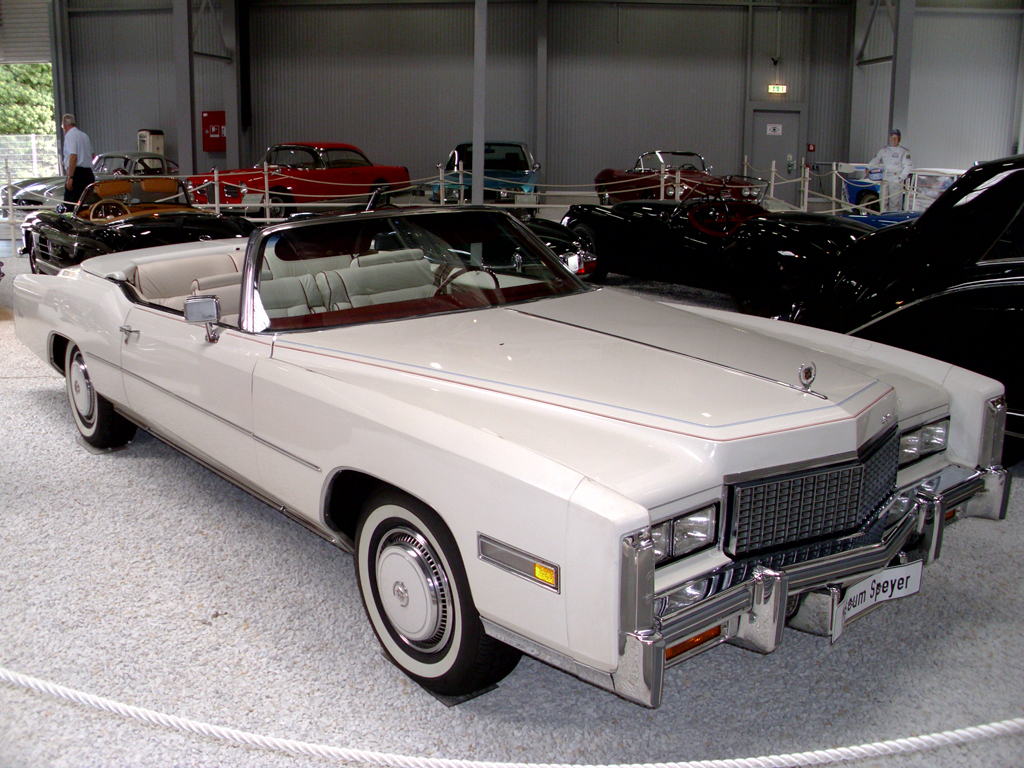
945,507,958,521
534,563,557,587
665,626,722,661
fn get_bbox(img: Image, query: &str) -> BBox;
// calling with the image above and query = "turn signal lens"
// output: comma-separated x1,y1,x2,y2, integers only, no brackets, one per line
534,563,556,586
666,625,721,661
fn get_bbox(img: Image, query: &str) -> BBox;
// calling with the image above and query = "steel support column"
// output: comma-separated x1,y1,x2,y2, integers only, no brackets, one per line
471,0,487,207
173,0,197,175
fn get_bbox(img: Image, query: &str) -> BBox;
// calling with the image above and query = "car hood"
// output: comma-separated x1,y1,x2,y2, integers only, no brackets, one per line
271,288,899,443
267,289,944,505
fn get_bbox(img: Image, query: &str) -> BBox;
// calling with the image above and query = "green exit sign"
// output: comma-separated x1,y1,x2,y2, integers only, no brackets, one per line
768,84,787,94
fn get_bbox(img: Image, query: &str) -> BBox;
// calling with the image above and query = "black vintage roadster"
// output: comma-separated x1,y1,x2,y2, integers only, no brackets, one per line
22,177,255,276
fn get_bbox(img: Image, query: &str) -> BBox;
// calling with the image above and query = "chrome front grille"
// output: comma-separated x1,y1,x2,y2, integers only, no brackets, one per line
726,428,899,558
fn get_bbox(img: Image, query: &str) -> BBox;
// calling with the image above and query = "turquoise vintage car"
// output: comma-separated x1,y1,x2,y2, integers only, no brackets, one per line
431,142,539,218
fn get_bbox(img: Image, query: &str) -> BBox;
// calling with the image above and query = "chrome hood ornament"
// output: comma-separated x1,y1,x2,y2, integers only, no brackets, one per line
798,362,817,390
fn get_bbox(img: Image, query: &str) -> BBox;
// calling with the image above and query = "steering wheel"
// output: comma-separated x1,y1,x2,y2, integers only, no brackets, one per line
679,163,698,171
88,198,130,220
686,192,743,238
433,265,501,296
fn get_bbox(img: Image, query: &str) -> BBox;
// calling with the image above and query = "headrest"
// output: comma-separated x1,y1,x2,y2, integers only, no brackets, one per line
140,177,180,195
352,248,425,267
92,180,133,198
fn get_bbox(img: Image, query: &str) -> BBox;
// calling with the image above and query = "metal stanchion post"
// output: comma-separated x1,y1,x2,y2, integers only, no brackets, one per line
769,160,777,200
457,161,464,205
6,159,17,255
659,162,666,200
438,164,445,207
214,169,221,215
264,163,276,219
801,159,808,211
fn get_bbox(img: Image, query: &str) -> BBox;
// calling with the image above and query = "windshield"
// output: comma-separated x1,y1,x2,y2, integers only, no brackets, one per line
445,144,531,173
636,152,706,172
251,209,586,332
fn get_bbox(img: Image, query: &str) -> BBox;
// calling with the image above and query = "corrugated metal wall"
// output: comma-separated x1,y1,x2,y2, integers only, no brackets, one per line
248,2,535,184
908,9,1022,168
68,6,176,158
548,2,748,186
849,0,894,161
60,0,1022,192
0,0,52,63
806,4,854,166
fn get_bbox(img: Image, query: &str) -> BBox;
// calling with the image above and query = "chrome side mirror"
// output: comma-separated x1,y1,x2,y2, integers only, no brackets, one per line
184,295,221,343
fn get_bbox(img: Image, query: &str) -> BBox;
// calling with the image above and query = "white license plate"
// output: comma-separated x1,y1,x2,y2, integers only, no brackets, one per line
241,193,264,205
831,560,923,641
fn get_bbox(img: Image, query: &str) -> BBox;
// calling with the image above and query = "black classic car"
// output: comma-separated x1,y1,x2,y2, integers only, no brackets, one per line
22,177,256,275
786,154,1024,459
561,195,872,287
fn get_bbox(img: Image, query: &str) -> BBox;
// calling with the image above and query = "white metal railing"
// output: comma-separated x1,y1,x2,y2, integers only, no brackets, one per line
1,158,967,248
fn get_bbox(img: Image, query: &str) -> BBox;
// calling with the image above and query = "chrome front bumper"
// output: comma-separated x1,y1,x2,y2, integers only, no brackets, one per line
481,464,1010,708
606,464,1011,707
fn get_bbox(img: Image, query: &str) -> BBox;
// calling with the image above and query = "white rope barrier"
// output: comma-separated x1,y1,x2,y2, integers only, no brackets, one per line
1,664,1021,767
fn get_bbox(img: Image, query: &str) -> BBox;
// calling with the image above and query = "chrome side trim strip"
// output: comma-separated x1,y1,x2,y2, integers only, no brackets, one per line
111,405,350,554
121,367,321,472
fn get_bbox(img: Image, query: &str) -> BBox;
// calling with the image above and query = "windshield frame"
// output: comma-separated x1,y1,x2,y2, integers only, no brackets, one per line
238,207,589,334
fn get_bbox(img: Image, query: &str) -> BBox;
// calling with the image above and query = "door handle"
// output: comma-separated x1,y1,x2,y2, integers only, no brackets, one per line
119,325,140,344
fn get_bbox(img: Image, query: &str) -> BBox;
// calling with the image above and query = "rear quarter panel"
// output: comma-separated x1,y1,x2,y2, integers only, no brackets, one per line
14,269,131,405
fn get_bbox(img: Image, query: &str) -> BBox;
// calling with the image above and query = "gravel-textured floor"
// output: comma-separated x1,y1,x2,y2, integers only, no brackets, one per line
1,241,1022,767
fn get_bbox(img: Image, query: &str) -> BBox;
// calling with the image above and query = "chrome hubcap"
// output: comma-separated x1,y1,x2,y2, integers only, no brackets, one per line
69,355,94,420
376,527,450,649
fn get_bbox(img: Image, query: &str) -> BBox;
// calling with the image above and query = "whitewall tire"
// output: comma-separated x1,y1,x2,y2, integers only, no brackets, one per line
355,488,520,696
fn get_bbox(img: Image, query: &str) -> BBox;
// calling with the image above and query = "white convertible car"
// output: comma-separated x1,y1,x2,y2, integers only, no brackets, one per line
13,207,1011,707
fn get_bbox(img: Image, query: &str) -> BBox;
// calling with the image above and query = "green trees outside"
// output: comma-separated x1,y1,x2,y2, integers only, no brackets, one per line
0,63,55,135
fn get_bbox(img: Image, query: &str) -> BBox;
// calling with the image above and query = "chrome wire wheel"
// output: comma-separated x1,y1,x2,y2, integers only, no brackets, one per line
374,526,452,651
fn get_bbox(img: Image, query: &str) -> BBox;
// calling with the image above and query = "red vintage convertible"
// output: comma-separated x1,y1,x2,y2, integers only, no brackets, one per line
595,150,764,205
188,142,411,217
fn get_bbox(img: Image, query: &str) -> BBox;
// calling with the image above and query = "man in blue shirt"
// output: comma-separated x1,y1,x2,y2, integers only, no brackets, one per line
61,114,96,203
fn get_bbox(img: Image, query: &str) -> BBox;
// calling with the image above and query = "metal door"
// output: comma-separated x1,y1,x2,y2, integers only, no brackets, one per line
752,110,802,207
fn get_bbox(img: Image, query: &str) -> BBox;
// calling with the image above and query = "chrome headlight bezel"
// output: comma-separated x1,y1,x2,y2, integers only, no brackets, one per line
650,503,718,567
899,417,950,466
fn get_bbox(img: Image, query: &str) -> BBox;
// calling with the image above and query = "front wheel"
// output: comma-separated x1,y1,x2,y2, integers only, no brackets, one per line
65,344,137,448
355,488,521,696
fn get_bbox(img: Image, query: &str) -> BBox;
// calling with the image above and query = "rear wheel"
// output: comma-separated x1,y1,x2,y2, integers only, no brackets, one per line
355,488,520,696
268,191,293,218
65,344,136,448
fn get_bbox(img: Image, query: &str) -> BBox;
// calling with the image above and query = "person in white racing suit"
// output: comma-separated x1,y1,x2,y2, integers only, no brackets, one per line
868,129,913,212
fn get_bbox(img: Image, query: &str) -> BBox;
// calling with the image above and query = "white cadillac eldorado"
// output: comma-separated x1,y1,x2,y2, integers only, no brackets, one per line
12,207,1011,707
